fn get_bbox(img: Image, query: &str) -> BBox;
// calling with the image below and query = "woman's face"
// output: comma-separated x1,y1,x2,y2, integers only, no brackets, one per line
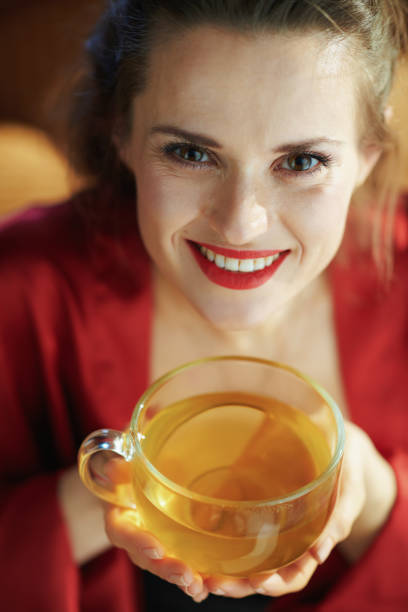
120,27,380,329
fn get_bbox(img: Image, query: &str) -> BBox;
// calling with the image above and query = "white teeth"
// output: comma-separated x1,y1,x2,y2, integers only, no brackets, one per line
225,257,239,271
215,254,225,268
239,259,254,272
198,244,282,273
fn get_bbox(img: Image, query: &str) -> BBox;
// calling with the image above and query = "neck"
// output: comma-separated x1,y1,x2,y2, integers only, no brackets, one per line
153,268,327,357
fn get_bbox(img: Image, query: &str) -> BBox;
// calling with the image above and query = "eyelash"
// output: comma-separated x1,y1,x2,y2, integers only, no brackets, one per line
160,141,334,177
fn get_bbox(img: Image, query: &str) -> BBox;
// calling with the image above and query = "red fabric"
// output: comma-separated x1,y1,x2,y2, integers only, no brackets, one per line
0,193,152,611
0,191,407,610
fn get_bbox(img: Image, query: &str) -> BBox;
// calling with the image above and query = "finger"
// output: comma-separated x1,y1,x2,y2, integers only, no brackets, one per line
250,552,318,596
179,582,210,602
138,558,207,600
277,552,319,591
205,576,255,598
311,427,366,563
104,457,132,484
191,585,210,603
105,507,206,597
146,557,203,592
105,507,164,560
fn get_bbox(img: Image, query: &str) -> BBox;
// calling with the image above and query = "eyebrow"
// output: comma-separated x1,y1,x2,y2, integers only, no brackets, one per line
150,125,221,148
150,125,345,152
272,138,345,153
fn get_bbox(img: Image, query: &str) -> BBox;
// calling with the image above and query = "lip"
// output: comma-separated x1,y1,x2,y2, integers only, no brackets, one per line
187,240,290,290
197,242,285,260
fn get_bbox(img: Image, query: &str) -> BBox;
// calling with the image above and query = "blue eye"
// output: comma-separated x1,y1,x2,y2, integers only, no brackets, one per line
282,153,320,172
170,144,210,164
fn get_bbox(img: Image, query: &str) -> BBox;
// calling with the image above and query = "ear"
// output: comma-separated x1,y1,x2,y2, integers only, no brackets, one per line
112,123,132,170
355,143,383,188
112,132,129,168
355,104,393,187
384,105,393,123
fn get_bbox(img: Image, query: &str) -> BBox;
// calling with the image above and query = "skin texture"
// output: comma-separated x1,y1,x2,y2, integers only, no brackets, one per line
59,27,396,602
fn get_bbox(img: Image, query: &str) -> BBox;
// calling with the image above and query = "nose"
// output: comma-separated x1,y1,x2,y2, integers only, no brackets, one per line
203,175,269,246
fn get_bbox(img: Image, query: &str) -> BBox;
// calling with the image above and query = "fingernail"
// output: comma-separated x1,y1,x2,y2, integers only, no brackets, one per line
142,547,163,559
212,588,226,596
257,573,281,593
315,537,333,564
256,588,268,595
186,582,202,597
169,574,190,587
193,591,208,603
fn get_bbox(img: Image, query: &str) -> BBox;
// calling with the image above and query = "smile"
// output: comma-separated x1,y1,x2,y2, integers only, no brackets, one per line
199,245,281,272
188,241,290,290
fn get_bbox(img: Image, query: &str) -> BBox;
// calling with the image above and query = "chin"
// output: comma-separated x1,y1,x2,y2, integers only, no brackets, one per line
193,299,274,332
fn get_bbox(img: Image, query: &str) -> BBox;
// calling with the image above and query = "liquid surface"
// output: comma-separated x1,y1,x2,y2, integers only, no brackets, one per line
142,392,331,502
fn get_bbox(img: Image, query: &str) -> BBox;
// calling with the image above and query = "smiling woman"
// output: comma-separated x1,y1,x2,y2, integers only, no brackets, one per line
1,1,408,612
113,28,378,330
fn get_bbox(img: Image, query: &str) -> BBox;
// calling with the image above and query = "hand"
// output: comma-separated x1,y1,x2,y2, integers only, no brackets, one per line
103,458,209,602
104,507,209,602
205,421,397,598
104,421,396,602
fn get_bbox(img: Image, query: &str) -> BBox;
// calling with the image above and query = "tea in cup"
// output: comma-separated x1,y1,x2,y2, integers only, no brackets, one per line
78,356,344,576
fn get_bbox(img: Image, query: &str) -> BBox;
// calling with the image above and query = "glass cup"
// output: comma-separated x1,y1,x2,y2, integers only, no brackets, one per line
78,356,344,577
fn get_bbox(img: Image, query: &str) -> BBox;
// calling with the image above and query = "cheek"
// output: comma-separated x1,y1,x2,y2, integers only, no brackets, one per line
285,184,352,255
136,168,203,234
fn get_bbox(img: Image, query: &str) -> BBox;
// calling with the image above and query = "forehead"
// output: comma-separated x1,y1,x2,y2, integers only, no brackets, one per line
132,26,358,144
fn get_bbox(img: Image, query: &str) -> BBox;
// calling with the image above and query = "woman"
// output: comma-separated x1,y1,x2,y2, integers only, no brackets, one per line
0,1,407,610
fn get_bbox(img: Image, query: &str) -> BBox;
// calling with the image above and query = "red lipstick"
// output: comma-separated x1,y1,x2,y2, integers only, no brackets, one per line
187,241,289,290
197,242,284,259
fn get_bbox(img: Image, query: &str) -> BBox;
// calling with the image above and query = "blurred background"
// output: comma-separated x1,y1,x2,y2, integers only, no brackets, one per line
0,0,105,217
0,0,407,219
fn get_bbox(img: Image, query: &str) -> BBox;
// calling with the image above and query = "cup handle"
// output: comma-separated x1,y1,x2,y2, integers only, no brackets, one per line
78,428,136,508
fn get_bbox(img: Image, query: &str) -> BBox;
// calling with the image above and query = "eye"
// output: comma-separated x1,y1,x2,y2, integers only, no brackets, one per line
167,144,210,164
281,153,320,172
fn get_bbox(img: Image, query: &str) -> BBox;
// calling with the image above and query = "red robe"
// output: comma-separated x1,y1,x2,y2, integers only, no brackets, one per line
0,191,407,611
